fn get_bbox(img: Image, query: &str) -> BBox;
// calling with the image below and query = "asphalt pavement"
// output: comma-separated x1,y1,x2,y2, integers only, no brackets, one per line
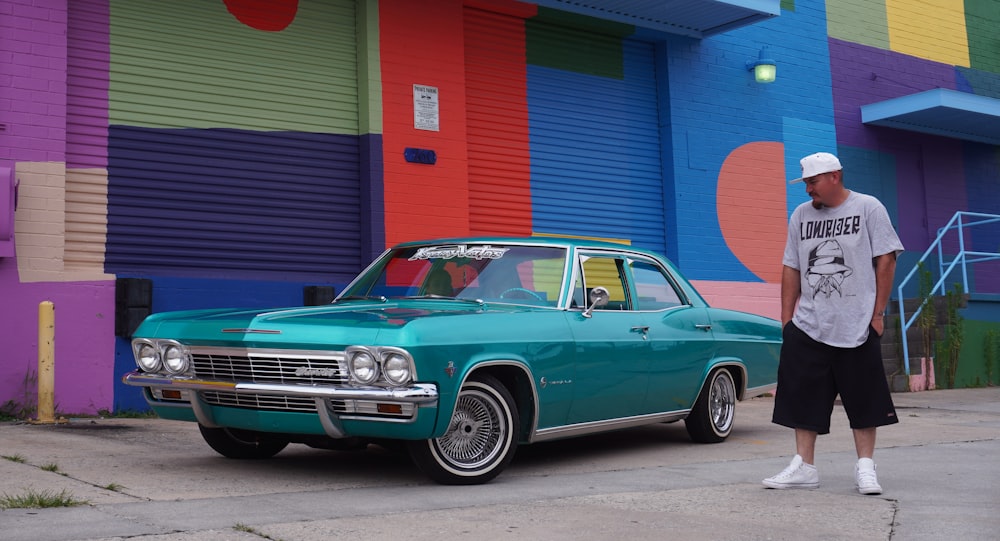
1,387,998,541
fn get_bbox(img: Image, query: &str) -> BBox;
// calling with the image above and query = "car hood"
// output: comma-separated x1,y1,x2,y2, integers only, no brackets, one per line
133,300,542,348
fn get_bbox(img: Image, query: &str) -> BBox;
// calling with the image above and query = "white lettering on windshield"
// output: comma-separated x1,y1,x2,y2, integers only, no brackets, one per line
409,245,509,261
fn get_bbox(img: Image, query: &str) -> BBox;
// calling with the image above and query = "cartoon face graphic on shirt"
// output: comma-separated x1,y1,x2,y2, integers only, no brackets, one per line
805,240,854,299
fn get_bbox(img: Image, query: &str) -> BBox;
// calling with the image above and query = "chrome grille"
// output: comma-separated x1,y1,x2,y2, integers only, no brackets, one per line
201,391,327,413
191,347,348,385
191,347,348,413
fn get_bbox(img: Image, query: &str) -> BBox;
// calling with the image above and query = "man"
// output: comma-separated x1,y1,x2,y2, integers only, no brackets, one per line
763,152,903,495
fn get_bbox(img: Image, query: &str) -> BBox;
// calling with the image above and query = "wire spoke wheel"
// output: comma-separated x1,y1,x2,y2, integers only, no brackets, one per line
685,368,737,443
408,374,518,484
436,388,506,469
709,373,736,433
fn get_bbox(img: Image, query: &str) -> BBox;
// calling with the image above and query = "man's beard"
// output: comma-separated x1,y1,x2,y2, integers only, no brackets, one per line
812,200,824,209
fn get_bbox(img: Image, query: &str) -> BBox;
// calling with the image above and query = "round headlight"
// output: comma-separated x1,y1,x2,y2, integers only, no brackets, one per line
162,344,189,374
382,353,412,385
135,341,160,372
350,350,379,384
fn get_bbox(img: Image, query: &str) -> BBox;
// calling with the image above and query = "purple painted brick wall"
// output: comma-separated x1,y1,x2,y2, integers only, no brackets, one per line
0,0,116,415
830,38,957,151
0,0,68,163
0,277,115,414
66,0,108,169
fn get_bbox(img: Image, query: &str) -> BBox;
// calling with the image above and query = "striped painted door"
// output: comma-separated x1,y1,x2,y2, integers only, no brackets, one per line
103,0,363,280
464,5,534,237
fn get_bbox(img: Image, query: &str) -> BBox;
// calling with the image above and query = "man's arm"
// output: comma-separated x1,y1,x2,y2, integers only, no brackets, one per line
871,252,897,336
781,265,801,327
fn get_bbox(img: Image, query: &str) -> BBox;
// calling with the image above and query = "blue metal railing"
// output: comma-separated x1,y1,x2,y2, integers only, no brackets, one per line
897,211,1000,375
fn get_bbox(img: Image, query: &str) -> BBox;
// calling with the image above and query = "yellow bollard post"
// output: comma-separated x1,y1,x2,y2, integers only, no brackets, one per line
32,300,60,424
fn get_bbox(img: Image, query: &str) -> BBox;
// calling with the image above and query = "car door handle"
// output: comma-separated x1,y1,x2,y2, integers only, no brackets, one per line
694,324,712,332
630,326,649,340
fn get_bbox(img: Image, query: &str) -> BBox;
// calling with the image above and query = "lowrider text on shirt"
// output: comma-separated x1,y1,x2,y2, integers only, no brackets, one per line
799,215,861,241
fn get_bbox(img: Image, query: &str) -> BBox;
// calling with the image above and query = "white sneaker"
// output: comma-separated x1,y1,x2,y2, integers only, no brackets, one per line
763,455,820,489
856,458,882,495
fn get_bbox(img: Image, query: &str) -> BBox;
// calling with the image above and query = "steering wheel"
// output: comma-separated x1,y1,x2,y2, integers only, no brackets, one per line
499,287,545,301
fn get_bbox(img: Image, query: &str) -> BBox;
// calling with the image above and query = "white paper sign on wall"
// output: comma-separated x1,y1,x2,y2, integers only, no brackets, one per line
413,84,440,132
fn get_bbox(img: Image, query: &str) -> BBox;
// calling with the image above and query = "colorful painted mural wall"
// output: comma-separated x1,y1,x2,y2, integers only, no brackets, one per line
2,0,378,413
1,0,999,415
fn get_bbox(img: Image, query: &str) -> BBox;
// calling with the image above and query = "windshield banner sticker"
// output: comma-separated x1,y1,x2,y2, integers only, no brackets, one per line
409,245,509,261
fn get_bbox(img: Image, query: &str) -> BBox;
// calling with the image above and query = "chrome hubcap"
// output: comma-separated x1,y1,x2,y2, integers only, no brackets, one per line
710,375,735,432
436,389,506,469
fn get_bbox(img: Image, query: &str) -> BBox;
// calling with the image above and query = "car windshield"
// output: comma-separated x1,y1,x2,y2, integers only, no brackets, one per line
342,243,569,306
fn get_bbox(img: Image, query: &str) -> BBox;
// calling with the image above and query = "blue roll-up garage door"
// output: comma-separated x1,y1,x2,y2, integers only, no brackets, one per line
526,17,666,251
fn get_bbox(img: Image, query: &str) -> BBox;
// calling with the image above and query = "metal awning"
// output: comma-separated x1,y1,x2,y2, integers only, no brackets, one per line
527,0,780,38
861,88,1000,145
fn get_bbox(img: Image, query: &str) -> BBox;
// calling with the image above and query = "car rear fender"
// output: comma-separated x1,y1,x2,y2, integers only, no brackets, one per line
697,359,748,401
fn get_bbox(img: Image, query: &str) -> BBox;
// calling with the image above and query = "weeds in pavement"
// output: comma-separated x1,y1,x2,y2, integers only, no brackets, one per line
40,463,63,475
0,370,38,421
96,408,156,419
2,454,27,463
0,488,87,510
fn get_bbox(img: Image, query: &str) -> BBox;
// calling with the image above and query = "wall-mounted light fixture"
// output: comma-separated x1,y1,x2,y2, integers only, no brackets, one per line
746,46,776,84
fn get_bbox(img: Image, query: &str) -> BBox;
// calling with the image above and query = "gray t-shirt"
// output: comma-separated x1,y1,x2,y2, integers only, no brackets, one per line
783,191,904,348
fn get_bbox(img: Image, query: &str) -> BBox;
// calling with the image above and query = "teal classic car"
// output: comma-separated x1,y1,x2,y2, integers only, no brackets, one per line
123,237,780,484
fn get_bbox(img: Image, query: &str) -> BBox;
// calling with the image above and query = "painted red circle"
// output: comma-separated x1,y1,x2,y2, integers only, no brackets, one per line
223,0,298,32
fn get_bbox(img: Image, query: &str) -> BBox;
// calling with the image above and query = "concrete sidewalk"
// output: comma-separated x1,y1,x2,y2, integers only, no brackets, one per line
1,387,998,541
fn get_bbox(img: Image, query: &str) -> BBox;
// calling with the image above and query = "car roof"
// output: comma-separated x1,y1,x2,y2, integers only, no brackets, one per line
392,236,660,256
385,236,705,308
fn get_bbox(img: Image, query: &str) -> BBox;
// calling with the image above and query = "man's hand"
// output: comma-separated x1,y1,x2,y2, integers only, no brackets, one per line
871,314,885,336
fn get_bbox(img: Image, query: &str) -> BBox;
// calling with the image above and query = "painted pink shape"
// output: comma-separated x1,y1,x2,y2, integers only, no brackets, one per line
716,142,788,284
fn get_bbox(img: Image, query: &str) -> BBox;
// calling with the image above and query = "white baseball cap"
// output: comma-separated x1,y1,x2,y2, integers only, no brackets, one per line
790,152,842,183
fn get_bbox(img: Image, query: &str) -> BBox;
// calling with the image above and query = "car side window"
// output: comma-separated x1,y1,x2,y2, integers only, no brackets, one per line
629,259,685,310
580,255,630,310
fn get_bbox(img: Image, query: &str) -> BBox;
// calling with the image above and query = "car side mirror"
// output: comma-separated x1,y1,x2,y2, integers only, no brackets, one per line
583,286,610,318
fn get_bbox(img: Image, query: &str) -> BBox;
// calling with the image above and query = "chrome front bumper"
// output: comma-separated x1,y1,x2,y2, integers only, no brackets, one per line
122,371,439,438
